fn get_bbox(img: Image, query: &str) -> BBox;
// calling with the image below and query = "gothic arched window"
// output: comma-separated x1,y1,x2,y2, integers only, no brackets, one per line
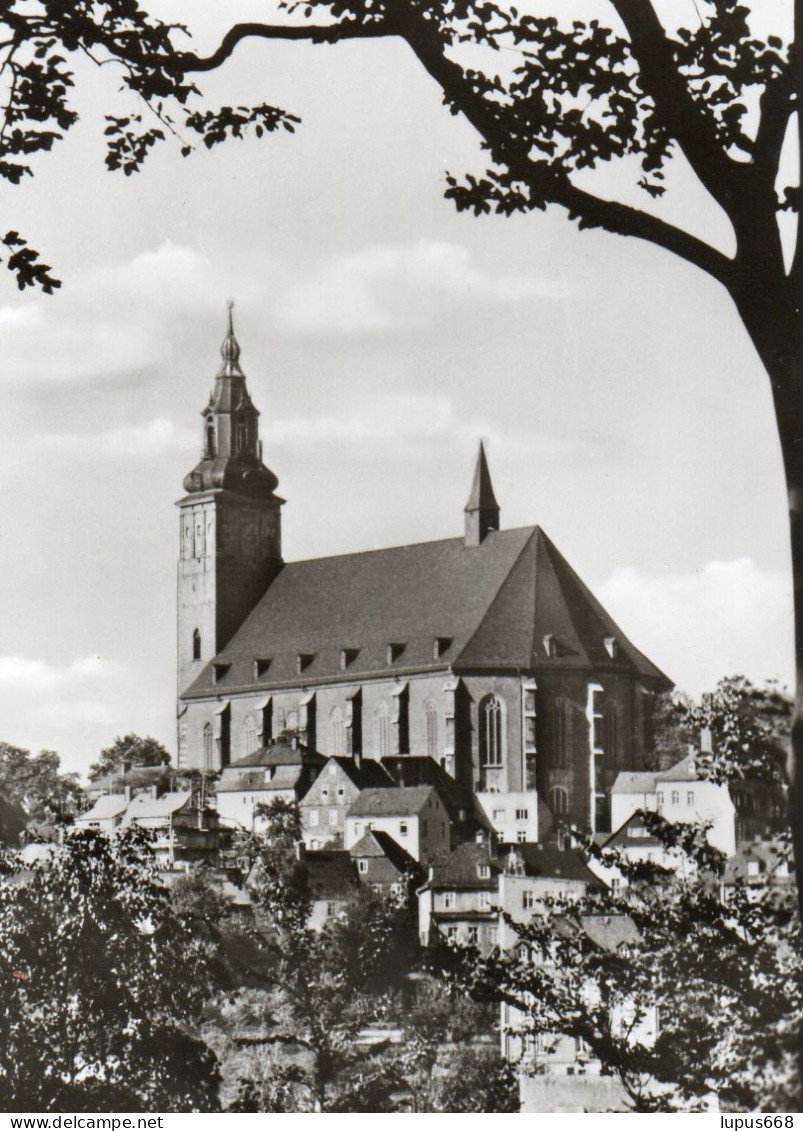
205,418,215,457
425,700,438,758
550,785,569,816
242,716,257,758
375,702,390,757
330,707,345,755
551,698,569,768
192,628,201,662
604,702,622,769
202,722,214,773
479,695,504,767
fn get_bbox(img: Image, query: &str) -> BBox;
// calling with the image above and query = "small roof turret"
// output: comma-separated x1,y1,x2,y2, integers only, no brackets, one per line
218,299,244,377
464,441,500,546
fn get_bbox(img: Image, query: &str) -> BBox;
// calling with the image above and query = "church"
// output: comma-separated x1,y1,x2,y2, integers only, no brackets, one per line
176,308,670,834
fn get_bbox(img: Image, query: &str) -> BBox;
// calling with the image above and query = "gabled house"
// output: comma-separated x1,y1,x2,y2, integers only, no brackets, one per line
122,787,219,866
300,755,394,848
302,848,360,930
74,793,129,835
344,785,451,864
349,828,421,897
216,737,325,833
417,839,502,950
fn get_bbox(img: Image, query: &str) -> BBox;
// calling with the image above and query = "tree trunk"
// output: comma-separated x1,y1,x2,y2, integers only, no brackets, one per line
732,278,803,925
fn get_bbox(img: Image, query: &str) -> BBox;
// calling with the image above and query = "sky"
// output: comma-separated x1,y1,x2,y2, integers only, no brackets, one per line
0,1,795,777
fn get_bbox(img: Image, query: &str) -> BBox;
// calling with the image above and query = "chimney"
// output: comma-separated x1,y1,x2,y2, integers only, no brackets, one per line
290,733,299,751
354,749,362,771
124,784,132,804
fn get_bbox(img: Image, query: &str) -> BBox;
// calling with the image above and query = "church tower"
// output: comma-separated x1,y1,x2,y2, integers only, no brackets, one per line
177,303,283,695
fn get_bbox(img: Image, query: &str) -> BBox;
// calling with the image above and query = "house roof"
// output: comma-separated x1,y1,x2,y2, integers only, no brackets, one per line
502,843,603,887
332,756,396,790
182,526,670,697
349,828,419,874
303,850,359,899
226,740,325,769
123,790,192,822
347,785,435,818
578,914,640,951
380,756,472,818
603,811,662,848
427,842,501,891
216,766,303,793
76,794,129,822
609,770,658,796
656,753,698,782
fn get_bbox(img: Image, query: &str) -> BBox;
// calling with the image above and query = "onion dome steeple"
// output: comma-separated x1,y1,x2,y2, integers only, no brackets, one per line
182,302,281,498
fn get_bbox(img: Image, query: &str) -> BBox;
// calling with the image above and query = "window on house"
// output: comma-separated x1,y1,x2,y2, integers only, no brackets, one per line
604,701,622,769
433,637,453,660
337,787,345,799
687,791,695,805
493,808,505,822
611,876,621,892
443,892,455,909
468,926,479,945
205,419,215,456
400,821,408,837
522,890,535,910
591,689,605,754
478,892,491,910
326,902,337,918
321,788,329,799
657,791,664,805
445,926,458,942
542,633,557,657
747,859,760,877
330,707,345,755
387,642,405,664
254,657,271,679
552,699,570,768
515,808,528,821
309,810,319,827
425,700,438,758
517,830,527,843
296,653,314,674
479,695,504,767
192,628,201,661
671,791,680,805
628,826,646,838
550,786,569,816
497,830,505,842
477,864,491,879
329,809,338,826
354,822,362,836
340,648,359,670
358,859,369,874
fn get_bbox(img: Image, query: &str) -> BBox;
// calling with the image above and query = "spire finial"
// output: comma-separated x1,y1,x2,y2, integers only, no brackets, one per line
219,298,243,376
464,439,500,546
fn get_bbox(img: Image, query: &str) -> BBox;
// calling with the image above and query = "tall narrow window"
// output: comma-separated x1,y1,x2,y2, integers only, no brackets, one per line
375,702,390,757
550,785,569,816
330,707,345,755
205,419,215,457
236,417,248,454
604,702,622,769
425,700,438,758
242,716,257,758
202,722,214,773
192,628,201,662
479,695,504,767
552,699,569,768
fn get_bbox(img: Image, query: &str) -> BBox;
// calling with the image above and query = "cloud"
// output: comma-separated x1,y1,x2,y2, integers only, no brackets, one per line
0,653,171,777
0,243,246,384
598,557,794,696
277,240,567,333
31,418,197,459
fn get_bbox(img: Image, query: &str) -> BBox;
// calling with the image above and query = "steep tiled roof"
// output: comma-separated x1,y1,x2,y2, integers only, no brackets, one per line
603,811,662,848
228,741,325,769
610,770,658,796
349,828,418,874
123,791,192,821
76,794,129,822
657,753,698,782
333,757,395,790
380,756,472,818
347,785,435,818
304,850,358,899
502,843,603,886
216,765,303,793
427,842,501,891
183,526,670,697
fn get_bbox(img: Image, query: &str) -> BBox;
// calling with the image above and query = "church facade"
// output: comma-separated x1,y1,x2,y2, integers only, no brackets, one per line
176,311,671,834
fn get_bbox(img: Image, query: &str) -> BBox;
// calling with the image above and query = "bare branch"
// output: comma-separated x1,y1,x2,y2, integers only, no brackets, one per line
178,20,393,74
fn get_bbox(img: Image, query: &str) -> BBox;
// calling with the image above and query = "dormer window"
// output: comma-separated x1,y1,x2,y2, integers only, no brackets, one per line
387,642,405,664
543,634,557,658
477,864,491,879
212,662,230,685
604,636,617,659
340,648,359,671
297,653,315,674
433,637,453,660
254,657,271,680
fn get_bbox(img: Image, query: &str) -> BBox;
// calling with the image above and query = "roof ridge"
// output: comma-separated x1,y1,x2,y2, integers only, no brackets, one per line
453,527,540,667
283,525,539,569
